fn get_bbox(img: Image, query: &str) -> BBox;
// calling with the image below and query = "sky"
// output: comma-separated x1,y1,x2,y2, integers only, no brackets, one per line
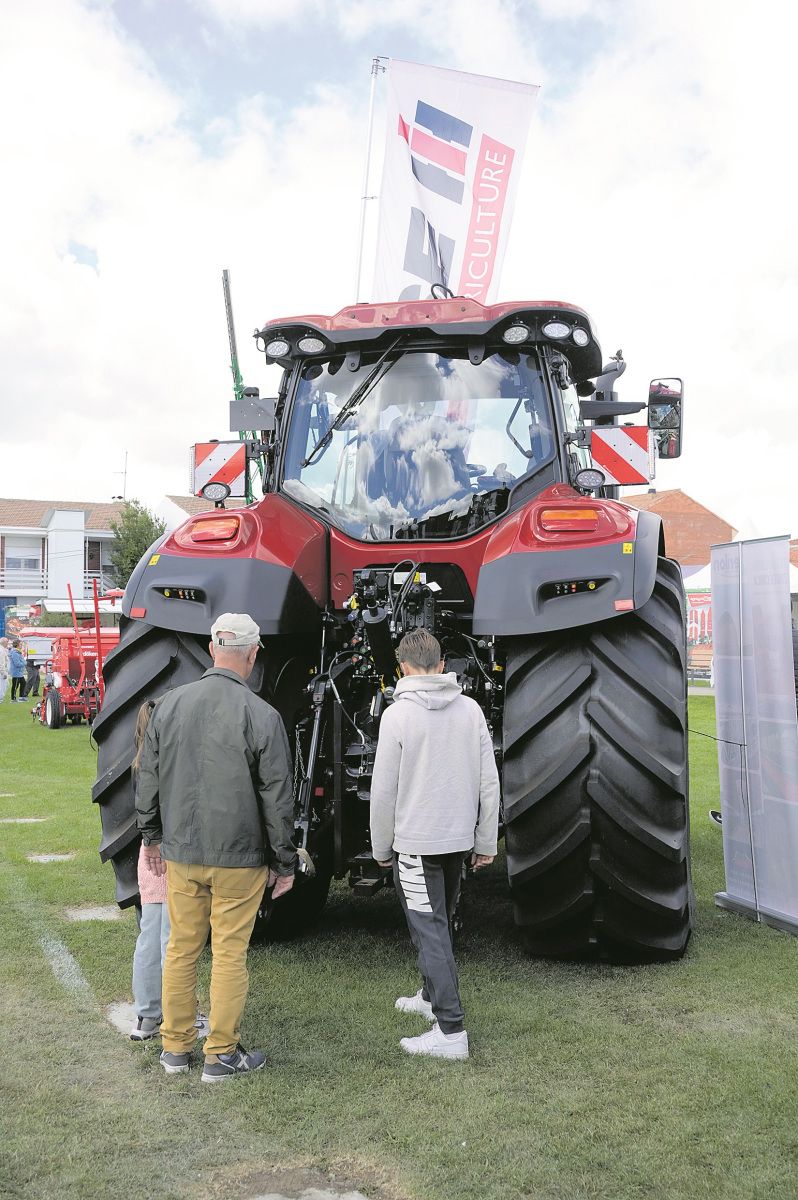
1,0,796,540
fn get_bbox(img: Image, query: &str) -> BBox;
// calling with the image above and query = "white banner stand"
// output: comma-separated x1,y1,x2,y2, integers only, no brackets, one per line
712,536,798,935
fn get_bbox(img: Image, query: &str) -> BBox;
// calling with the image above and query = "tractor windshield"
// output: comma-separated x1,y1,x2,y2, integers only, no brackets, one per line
281,348,554,540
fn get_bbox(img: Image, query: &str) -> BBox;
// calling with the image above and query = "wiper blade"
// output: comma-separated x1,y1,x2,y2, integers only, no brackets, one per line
301,335,403,468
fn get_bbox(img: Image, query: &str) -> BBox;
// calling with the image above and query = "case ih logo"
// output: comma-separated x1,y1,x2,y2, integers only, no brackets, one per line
398,100,515,303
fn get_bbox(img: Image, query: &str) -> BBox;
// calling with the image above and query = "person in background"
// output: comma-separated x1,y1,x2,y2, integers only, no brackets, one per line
136,613,296,1082
25,652,40,698
0,637,9,703
8,641,28,702
370,628,500,1061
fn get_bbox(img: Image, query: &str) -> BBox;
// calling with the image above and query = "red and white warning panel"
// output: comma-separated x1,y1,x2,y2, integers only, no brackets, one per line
590,427,655,486
191,442,248,498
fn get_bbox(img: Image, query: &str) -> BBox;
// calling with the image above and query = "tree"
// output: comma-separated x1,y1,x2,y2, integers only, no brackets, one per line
109,500,166,590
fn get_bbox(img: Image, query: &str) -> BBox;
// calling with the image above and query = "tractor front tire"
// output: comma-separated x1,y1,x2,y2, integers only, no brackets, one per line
502,557,692,962
44,691,62,730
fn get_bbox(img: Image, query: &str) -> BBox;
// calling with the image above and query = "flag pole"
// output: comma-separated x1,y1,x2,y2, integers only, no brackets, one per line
354,56,386,303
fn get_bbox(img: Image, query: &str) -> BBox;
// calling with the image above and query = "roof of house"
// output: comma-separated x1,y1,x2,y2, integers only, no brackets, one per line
165,495,219,516
622,489,736,565
0,498,126,532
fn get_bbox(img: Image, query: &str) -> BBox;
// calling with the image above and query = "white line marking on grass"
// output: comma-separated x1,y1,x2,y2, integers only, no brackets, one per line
0,793,16,798
0,817,48,823
64,905,122,922
27,853,76,863
251,1192,371,1200
39,935,95,1005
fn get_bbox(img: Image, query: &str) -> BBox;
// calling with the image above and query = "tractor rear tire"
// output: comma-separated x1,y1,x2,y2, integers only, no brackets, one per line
45,691,62,730
502,557,692,962
92,617,212,907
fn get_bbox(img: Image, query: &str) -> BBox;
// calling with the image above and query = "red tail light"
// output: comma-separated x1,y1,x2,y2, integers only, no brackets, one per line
539,508,600,532
174,515,241,548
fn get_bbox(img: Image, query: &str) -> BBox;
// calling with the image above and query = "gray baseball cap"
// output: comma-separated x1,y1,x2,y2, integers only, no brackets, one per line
210,613,262,648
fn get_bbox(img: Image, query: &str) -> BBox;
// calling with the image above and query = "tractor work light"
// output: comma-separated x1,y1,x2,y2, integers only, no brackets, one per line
574,467,606,491
502,324,530,344
542,320,571,339
265,338,290,358
200,481,231,502
572,328,590,347
297,335,326,354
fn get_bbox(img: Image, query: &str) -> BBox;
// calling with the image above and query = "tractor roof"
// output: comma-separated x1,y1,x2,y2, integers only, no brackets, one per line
256,298,603,381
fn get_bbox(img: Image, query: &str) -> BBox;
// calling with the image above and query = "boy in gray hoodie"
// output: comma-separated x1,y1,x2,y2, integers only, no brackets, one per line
370,628,500,1060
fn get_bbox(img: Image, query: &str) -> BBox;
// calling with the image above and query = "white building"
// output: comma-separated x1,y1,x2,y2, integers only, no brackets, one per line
0,498,125,614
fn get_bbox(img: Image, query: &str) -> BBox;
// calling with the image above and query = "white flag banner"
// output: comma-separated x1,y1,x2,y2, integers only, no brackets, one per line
372,59,538,304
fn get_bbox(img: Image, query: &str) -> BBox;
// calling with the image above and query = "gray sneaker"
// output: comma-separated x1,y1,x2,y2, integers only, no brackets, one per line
201,1045,266,1083
160,1050,191,1074
130,1016,161,1041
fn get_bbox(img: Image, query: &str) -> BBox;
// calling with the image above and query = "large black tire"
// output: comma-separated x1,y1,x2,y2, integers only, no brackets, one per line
502,557,692,962
92,618,212,907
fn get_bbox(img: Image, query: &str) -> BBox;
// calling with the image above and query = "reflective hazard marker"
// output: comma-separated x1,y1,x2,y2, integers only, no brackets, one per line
191,442,247,498
590,427,655,486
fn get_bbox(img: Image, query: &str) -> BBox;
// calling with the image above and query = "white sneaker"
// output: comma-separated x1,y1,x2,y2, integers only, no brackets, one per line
395,989,434,1022
400,1023,469,1060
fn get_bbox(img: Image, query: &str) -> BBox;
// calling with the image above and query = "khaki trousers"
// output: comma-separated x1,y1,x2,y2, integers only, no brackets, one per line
162,861,268,1057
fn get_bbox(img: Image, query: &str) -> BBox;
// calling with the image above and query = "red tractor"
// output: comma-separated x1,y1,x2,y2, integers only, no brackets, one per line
93,297,691,961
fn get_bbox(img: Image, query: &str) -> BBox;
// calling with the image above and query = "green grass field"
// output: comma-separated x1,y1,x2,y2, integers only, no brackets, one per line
1,695,796,1200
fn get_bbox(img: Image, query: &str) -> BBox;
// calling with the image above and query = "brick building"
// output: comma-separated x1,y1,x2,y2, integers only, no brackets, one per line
622,488,736,572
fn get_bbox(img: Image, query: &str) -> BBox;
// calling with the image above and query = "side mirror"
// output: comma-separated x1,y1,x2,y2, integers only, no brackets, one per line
648,378,683,459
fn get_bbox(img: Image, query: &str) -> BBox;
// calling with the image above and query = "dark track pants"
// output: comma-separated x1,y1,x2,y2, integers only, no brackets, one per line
393,851,467,1034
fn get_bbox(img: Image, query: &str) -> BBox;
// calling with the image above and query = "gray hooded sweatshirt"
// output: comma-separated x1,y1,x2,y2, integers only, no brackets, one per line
369,672,500,862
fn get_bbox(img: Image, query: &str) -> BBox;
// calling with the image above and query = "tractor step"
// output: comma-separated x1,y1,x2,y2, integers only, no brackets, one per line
347,851,392,896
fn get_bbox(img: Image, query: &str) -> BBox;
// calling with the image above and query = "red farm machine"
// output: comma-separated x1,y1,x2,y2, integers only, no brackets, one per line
33,585,120,728
92,295,691,961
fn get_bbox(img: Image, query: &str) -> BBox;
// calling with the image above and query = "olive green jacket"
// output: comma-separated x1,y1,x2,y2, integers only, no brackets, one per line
136,668,296,875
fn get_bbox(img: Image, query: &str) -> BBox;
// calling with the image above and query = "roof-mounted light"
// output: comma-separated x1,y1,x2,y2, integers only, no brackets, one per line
297,335,326,354
542,320,570,339
265,338,290,358
502,324,530,344
572,328,590,347
574,467,606,492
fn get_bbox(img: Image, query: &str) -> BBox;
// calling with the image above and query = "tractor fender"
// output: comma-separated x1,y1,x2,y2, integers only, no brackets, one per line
472,507,664,636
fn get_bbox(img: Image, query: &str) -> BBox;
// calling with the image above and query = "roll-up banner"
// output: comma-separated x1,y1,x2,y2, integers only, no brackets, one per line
712,536,798,935
373,60,538,304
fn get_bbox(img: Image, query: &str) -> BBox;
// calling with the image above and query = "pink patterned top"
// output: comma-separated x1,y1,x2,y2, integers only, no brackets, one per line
137,842,167,906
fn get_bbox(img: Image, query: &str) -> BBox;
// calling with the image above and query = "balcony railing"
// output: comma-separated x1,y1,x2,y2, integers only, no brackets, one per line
84,570,118,594
0,567,48,594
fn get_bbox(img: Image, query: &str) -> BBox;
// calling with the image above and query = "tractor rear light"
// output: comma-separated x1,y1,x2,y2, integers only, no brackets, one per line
189,516,240,542
131,607,146,619
173,514,242,548
572,328,590,347
614,598,634,611
539,508,599,532
265,338,290,357
297,335,326,354
502,323,530,344
542,320,570,339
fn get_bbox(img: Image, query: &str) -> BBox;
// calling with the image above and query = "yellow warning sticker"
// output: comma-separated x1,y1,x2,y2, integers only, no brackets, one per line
622,543,634,555
148,553,161,565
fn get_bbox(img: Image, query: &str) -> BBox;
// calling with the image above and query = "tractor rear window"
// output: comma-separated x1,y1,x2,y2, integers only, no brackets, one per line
281,349,554,540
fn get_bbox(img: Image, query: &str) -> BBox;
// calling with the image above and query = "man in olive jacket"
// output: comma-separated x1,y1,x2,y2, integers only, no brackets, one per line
136,612,296,1081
